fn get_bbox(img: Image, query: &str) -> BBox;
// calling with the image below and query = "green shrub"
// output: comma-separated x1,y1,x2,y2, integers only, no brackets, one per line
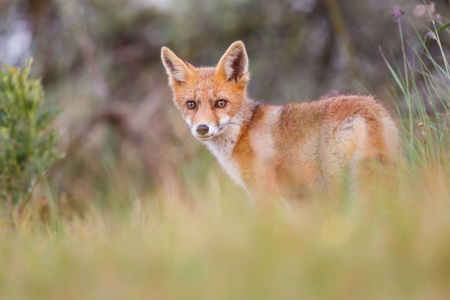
0,59,60,210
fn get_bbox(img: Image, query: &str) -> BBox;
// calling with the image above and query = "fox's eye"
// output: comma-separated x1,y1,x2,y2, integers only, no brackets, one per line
215,99,227,108
186,101,196,109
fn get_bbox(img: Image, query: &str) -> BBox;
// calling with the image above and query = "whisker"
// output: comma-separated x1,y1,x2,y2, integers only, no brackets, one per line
220,122,241,127
217,121,242,132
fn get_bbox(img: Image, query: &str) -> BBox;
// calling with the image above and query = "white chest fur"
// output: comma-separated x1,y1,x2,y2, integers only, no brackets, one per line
204,125,245,187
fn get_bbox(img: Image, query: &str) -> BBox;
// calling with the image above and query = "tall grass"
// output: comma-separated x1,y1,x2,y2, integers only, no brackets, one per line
383,18,450,168
0,21,450,300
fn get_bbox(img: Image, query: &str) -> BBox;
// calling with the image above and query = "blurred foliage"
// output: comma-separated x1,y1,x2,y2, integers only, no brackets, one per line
0,2,449,298
0,0,449,210
0,59,59,209
0,166,449,300
7,0,449,99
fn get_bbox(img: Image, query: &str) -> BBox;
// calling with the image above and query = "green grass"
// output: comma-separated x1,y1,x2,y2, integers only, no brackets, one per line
0,168,449,300
1,20,450,300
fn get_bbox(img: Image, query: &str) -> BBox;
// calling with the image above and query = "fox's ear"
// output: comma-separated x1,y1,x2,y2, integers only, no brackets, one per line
216,41,249,86
161,47,193,84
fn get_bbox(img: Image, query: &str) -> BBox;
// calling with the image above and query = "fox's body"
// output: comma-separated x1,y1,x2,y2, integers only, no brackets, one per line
161,41,399,201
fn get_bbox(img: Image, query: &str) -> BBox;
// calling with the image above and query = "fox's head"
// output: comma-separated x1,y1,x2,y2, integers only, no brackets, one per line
161,41,249,141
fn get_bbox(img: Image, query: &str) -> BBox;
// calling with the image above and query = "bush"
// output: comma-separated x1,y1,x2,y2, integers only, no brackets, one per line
0,59,59,212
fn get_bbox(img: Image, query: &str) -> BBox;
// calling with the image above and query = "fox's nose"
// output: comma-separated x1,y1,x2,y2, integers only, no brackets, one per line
196,124,209,135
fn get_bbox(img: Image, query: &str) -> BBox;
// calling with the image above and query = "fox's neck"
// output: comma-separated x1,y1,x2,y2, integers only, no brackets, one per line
204,98,260,186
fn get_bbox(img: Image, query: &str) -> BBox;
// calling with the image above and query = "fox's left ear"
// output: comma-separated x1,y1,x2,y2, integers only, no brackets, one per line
216,41,249,86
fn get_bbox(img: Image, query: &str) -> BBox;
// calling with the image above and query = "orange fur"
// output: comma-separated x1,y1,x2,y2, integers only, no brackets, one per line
161,41,399,202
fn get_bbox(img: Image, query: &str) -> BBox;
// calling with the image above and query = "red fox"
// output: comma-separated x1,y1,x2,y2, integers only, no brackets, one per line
161,41,399,202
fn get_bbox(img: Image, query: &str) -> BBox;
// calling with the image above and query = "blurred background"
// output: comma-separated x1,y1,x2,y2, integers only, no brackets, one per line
0,0,448,212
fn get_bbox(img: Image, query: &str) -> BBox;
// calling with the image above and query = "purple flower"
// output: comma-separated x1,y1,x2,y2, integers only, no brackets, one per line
392,5,405,23
413,3,437,23
425,31,437,41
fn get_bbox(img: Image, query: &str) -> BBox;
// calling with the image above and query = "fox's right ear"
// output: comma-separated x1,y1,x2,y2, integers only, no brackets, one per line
161,47,193,84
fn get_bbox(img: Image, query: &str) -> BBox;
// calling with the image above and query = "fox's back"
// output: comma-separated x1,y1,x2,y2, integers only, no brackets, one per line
232,95,399,199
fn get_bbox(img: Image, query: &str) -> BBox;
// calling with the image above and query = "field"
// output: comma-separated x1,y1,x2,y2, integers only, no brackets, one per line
1,66,450,299
1,1,450,299
0,160,449,299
